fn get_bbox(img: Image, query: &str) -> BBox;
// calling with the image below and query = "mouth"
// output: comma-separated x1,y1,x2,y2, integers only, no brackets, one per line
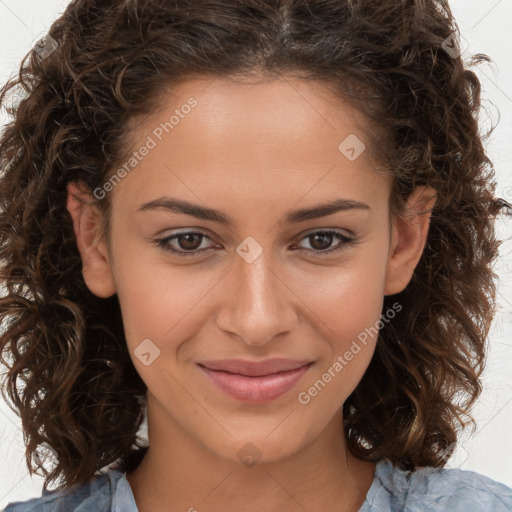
197,359,314,403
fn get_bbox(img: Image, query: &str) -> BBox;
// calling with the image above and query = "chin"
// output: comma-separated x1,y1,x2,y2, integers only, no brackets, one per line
210,429,310,468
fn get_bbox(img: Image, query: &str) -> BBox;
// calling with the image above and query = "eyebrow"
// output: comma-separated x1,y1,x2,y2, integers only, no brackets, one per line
137,197,370,224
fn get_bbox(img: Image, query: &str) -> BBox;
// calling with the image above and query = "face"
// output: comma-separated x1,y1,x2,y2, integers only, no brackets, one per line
67,75,435,465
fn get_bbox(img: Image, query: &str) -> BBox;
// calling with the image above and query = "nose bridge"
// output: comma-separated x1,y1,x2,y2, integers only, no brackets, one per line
216,239,296,346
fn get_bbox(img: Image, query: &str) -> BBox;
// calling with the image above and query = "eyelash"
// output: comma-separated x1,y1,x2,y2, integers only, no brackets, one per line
154,230,356,257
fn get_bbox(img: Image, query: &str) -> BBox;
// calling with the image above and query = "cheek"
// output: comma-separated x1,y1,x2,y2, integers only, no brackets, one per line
295,246,388,346
303,272,383,380
109,220,225,340
291,241,388,400
294,268,386,414
114,261,219,348
320,268,384,342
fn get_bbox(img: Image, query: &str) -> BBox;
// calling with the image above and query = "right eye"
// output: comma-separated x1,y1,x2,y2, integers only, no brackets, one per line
154,231,220,257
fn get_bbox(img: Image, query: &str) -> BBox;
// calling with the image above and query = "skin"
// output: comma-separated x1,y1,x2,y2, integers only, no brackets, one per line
66,75,436,512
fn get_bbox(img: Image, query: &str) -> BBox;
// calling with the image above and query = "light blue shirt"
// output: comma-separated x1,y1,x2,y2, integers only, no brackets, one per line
2,459,512,511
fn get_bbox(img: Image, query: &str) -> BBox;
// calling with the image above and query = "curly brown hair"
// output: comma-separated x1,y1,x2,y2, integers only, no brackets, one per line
0,0,510,493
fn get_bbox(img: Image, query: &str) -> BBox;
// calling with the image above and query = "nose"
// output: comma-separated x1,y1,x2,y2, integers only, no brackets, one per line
214,245,298,347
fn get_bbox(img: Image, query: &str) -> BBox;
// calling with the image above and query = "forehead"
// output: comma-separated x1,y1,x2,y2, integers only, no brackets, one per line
111,75,391,216
143,75,370,148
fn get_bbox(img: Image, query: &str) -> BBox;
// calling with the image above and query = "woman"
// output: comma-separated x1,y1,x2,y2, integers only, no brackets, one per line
1,0,511,510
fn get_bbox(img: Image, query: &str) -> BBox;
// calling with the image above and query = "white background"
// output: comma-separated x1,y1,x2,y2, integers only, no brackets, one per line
0,0,511,508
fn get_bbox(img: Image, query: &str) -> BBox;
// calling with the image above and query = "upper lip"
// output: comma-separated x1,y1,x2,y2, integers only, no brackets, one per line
197,358,313,377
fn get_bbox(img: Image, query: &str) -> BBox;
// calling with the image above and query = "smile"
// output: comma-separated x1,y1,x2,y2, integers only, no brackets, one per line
197,359,313,403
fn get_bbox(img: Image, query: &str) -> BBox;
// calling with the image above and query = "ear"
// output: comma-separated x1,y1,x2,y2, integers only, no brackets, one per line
384,186,437,296
66,181,116,298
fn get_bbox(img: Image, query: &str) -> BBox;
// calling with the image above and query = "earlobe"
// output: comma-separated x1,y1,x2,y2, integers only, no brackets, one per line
384,186,437,296
66,181,116,298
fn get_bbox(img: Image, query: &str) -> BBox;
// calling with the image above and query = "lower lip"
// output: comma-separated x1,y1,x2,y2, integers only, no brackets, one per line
198,364,312,403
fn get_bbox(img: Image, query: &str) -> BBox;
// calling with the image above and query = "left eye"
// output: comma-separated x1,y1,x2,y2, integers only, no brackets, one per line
154,230,356,257
293,230,356,254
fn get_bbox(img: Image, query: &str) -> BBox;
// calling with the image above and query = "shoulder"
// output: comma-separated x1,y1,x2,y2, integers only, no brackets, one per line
365,459,512,511
1,469,124,512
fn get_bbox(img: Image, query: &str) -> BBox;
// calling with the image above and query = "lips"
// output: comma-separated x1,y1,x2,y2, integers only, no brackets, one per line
197,358,313,403
198,358,312,376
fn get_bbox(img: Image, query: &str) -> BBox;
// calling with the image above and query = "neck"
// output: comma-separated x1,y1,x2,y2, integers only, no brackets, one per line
126,402,376,512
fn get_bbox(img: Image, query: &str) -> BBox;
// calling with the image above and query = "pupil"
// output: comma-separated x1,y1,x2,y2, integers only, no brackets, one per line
310,233,332,251
180,233,202,250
